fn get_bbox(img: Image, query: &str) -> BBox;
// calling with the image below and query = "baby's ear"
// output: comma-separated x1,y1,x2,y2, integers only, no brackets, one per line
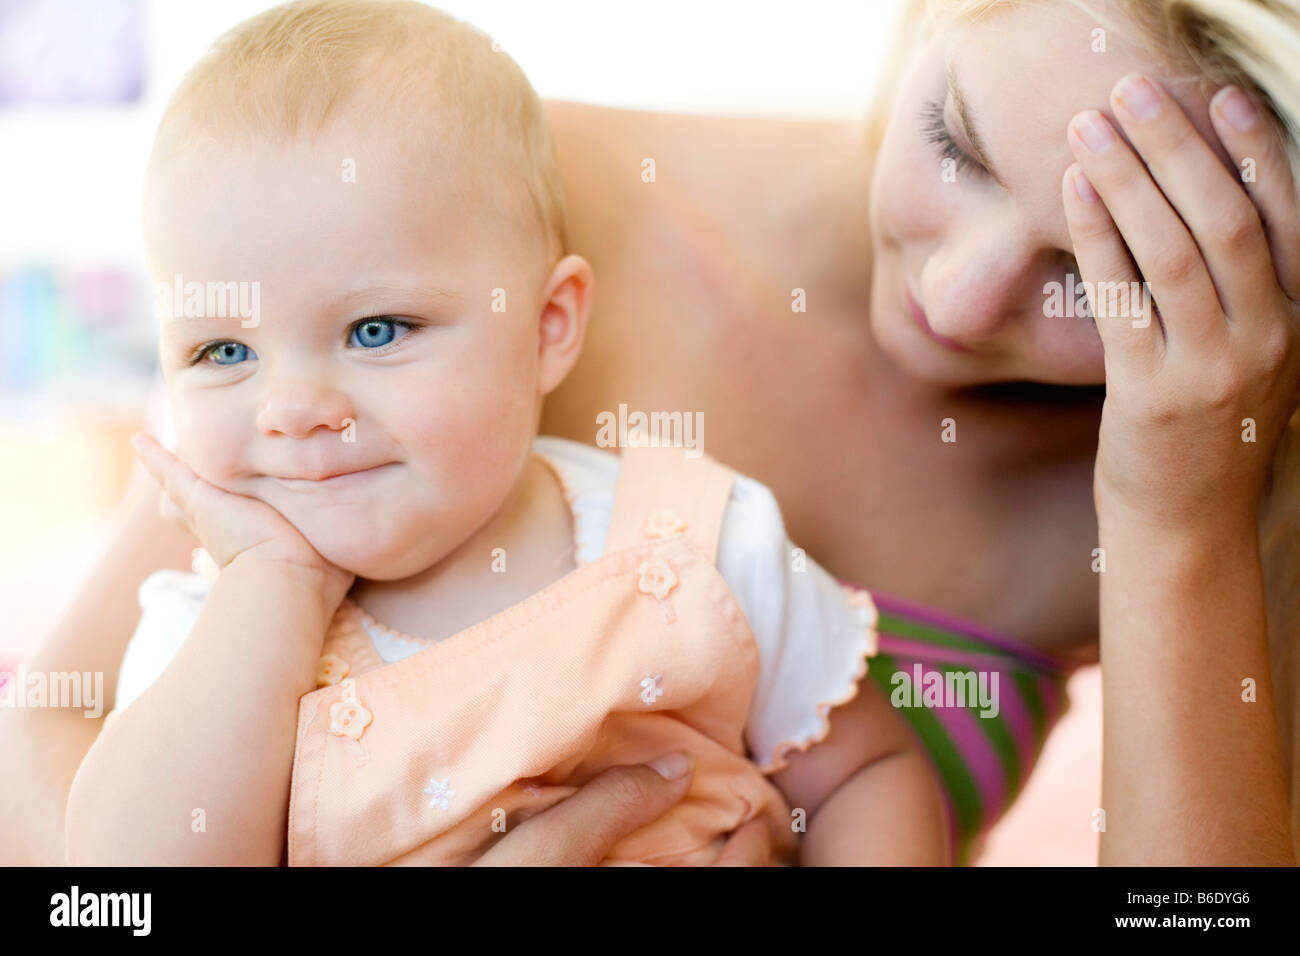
536,254,594,396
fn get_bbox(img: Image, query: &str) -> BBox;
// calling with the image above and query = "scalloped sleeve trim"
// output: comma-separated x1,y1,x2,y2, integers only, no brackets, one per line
713,474,882,776
754,587,879,775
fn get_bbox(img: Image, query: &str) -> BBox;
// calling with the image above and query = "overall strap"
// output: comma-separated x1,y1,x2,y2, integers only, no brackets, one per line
604,445,737,563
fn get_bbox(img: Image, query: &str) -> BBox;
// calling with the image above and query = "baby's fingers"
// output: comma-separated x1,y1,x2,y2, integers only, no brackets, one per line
129,432,204,528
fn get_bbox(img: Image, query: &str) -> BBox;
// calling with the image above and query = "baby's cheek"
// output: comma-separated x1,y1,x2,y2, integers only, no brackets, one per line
171,393,254,487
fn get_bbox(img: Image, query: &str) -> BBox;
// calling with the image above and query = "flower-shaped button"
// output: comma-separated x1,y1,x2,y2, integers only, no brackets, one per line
636,558,679,624
644,509,687,539
636,558,678,600
316,652,350,687
328,678,372,740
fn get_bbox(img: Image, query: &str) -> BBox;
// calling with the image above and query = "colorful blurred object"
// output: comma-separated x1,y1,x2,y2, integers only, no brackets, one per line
0,0,144,106
0,264,154,416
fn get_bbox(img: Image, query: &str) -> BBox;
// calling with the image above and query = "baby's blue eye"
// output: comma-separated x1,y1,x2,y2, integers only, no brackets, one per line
202,342,253,366
350,318,409,349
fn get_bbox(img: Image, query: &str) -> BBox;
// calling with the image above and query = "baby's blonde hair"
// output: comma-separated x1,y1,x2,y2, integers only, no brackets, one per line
869,0,1300,851
150,0,567,263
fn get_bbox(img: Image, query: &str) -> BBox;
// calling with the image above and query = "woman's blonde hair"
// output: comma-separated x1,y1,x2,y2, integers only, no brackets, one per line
867,0,1300,843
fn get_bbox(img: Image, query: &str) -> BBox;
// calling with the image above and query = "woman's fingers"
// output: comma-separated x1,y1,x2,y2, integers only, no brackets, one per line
1208,85,1300,303
1062,163,1160,374
1108,75,1280,330
472,756,695,866
1067,107,1225,351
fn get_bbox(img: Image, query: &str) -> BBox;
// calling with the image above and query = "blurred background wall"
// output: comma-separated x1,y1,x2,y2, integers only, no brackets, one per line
0,0,1100,865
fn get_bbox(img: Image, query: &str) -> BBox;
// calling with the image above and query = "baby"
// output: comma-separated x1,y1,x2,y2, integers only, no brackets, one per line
66,0,946,865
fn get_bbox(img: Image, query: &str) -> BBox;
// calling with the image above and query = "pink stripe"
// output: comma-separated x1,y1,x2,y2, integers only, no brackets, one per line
877,634,1018,671
847,582,1067,674
883,636,1043,775
986,672,1038,772
1038,673,1067,725
905,663,1007,821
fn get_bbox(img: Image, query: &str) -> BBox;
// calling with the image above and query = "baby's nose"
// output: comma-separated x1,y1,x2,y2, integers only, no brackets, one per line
256,380,356,439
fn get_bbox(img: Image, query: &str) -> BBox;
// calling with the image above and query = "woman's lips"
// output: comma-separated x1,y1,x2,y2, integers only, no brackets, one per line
905,287,972,353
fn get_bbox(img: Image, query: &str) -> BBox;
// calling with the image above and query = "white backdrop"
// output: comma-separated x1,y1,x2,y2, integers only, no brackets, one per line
0,0,901,263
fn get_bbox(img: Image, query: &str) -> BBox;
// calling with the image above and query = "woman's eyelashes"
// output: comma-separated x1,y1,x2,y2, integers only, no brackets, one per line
187,316,423,367
920,98,986,178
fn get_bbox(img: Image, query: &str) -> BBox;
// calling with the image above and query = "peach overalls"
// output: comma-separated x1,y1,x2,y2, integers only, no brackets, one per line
288,444,800,866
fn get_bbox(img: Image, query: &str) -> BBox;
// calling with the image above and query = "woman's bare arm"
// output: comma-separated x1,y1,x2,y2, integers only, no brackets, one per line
1096,504,1294,864
1061,77,1300,864
0,462,195,865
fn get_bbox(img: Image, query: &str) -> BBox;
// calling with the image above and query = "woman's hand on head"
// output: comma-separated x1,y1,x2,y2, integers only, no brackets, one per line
129,432,354,609
471,753,776,866
1062,76,1300,531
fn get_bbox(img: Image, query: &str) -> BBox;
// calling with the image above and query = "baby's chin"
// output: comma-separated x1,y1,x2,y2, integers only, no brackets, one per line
274,509,436,581
305,530,432,581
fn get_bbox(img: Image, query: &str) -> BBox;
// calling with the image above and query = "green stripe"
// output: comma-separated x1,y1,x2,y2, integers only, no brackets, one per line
965,674,1022,805
876,610,1006,657
869,654,983,857
1011,670,1048,748
920,664,1022,816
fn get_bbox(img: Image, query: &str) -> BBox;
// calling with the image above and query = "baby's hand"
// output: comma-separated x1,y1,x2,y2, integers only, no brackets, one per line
130,432,354,609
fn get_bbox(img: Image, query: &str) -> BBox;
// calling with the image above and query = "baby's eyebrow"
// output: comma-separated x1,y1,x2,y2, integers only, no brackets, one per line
325,283,465,313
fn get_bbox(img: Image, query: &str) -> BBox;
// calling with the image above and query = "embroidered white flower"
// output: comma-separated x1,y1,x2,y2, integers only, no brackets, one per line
424,777,456,811
639,673,664,706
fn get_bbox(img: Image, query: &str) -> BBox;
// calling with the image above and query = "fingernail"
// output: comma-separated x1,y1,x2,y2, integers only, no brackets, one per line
1217,86,1259,132
1071,165,1099,203
1074,111,1115,152
1116,74,1161,120
648,752,693,780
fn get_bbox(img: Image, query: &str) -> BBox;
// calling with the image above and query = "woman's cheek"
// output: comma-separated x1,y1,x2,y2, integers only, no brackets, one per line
1026,314,1108,385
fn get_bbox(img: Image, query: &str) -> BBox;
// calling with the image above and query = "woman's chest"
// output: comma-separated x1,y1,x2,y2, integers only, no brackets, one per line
546,187,1102,658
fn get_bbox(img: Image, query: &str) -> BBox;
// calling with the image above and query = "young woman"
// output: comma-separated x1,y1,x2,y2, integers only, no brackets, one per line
3,0,1297,864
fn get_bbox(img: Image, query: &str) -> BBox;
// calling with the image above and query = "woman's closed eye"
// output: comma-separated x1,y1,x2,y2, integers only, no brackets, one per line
920,98,987,178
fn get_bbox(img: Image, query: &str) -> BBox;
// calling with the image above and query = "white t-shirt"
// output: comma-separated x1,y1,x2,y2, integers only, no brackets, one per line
115,435,878,773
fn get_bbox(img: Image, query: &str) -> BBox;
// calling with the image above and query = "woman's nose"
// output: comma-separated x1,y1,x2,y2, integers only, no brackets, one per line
924,239,1039,345
255,379,356,438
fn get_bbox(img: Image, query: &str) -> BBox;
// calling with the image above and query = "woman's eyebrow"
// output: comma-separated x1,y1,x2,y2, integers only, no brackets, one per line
947,58,1006,187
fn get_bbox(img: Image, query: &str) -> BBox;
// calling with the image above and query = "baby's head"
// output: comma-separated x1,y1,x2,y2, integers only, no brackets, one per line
143,0,591,580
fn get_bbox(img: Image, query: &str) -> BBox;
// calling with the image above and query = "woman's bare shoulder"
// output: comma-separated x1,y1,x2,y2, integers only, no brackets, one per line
544,99,870,270
546,100,862,189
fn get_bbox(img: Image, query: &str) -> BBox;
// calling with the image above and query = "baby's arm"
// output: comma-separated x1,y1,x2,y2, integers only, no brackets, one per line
64,557,334,865
769,678,950,866
65,434,352,865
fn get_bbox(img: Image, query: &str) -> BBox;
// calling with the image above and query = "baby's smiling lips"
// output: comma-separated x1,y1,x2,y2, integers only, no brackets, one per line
268,463,394,489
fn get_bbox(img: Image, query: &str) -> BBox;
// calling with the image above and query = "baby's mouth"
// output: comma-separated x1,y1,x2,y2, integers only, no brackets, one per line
268,463,396,489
